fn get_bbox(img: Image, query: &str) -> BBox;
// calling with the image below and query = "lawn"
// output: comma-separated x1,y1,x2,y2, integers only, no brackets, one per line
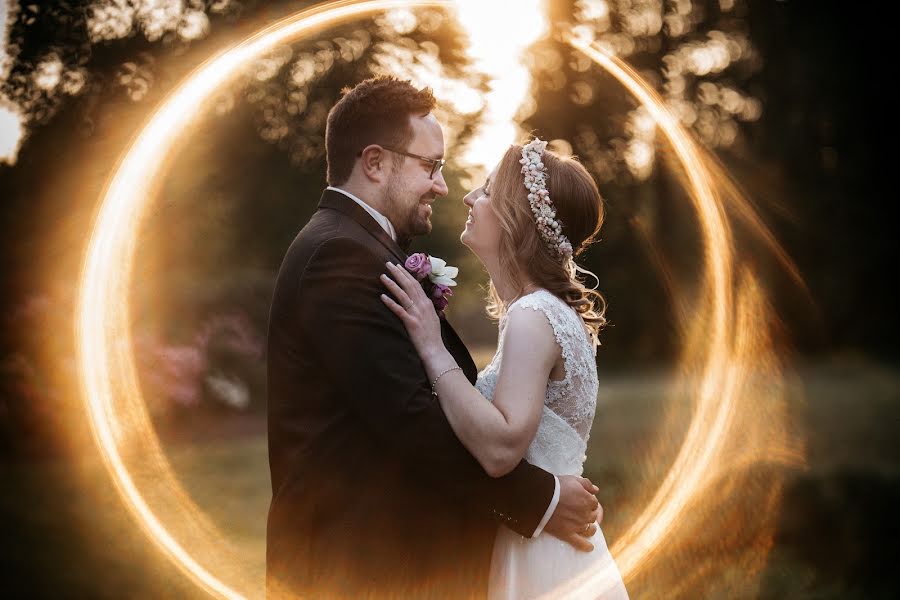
2,359,898,598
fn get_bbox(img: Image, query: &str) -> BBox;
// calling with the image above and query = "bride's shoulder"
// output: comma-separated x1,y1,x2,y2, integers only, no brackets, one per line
501,302,561,364
505,291,562,344
507,289,587,343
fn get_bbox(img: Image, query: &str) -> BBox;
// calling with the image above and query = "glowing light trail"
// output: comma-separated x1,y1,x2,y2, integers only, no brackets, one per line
76,2,790,598
555,35,791,595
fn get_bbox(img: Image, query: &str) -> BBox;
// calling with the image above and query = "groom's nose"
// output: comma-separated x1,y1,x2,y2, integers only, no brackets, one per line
431,169,449,197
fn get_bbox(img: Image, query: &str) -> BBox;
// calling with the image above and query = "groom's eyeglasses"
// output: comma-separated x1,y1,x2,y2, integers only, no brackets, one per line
360,145,446,179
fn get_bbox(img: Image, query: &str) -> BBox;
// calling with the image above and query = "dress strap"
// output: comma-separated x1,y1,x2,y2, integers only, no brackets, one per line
509,290,581,381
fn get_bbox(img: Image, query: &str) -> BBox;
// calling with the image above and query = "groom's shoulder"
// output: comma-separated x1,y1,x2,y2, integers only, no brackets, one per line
288,206,357,248
294,219,374,257
285,217,381,271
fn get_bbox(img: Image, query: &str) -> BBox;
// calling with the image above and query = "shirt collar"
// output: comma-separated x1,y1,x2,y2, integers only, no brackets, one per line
326,186,397,242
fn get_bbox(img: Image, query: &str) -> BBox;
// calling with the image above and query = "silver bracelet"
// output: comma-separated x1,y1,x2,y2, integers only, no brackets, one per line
430,366,462,399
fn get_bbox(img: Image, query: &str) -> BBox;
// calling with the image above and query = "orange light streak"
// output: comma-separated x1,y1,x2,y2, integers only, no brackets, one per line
562,35,795,594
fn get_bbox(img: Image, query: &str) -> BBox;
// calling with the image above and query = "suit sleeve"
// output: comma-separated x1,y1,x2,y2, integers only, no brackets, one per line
296,237,555,537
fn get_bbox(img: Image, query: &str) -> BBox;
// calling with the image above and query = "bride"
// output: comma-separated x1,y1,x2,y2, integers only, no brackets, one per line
380,139,630,599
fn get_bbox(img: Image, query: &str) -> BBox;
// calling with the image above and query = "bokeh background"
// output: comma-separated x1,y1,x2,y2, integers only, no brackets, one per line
1,1,897,598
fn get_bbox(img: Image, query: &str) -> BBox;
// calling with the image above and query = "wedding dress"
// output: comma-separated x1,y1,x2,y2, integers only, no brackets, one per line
476,290,630,600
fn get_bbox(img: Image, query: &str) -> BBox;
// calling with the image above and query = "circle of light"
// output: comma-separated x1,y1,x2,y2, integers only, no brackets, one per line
76,1,749,598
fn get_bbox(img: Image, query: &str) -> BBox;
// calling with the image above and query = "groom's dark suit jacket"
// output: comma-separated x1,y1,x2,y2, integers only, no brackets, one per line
266,189,556,599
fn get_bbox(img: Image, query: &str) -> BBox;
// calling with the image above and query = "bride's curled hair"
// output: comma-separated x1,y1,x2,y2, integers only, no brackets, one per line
486,143,607,341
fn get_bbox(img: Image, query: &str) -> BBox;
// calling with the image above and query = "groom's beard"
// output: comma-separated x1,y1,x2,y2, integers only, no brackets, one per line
385,173,432,240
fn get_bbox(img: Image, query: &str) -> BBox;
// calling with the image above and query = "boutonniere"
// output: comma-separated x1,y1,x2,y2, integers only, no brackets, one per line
404,253,458,314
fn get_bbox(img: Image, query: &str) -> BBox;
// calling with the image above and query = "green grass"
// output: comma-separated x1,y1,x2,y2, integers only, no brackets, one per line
2,359,898,598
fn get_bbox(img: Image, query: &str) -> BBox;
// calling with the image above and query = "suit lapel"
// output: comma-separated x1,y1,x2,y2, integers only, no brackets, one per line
441,322,478,384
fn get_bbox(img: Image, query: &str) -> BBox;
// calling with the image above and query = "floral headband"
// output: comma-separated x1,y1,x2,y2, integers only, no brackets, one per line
519,138,573,259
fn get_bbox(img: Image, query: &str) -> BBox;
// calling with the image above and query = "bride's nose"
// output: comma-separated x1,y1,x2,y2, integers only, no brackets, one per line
463,190,475,208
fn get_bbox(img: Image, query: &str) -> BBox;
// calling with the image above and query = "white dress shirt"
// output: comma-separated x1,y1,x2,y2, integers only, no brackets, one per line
531,476,560,537
326,185,560,537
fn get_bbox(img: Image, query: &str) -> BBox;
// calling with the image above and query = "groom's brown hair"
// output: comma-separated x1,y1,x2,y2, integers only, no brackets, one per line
325,76,437,186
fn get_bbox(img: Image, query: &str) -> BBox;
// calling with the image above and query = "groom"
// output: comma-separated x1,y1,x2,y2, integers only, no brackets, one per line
266,76,602,599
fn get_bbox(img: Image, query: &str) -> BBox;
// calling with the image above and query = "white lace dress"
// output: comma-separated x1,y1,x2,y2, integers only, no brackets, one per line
476,290,629,600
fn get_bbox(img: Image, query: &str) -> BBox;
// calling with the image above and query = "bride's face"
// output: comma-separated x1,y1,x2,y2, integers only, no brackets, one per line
460,163,503,261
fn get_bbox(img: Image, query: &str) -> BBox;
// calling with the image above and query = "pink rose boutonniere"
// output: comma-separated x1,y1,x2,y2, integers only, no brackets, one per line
404,253,458,315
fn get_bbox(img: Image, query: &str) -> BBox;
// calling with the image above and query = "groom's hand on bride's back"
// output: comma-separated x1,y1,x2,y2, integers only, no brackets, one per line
544,476,603,552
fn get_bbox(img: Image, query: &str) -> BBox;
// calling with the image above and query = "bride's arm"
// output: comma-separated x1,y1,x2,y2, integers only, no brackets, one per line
381,262,560,477
430,308,560,477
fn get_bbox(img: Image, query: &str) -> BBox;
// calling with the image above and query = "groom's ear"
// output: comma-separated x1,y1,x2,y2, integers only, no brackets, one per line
359,145,387,183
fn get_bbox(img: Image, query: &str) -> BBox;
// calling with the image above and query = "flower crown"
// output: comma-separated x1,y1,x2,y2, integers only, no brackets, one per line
519,138,573,258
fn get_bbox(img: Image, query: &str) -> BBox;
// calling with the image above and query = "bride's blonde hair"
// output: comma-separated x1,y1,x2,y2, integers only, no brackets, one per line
486,143,607,341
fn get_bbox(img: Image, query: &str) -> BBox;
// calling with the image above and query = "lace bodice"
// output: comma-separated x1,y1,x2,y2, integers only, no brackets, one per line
475,289,599,475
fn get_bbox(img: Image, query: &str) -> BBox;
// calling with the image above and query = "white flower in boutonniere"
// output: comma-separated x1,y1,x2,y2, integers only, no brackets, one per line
426,256,458,287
